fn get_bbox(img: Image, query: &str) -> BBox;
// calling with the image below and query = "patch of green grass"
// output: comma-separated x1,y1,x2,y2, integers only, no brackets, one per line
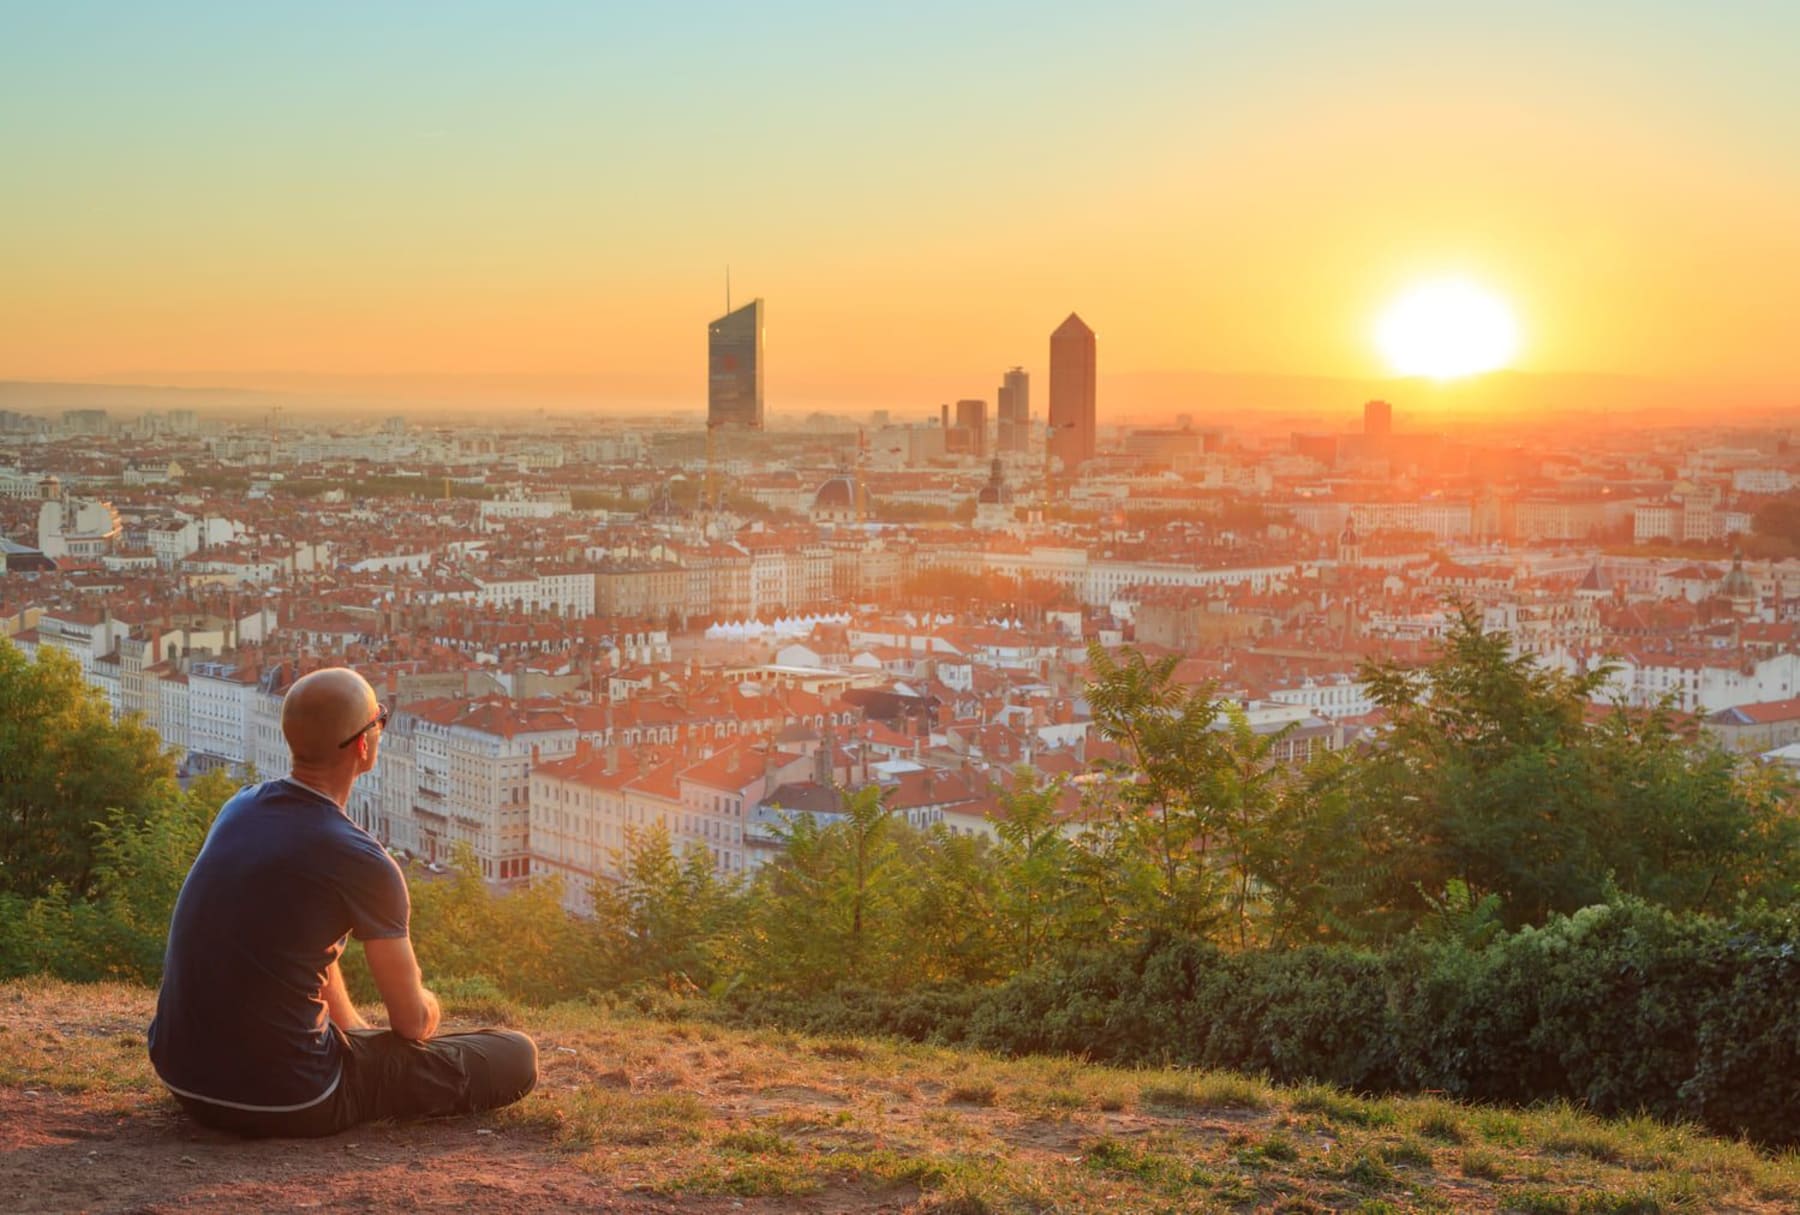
715,1126,798,1155
1379,1136,1434,1168
1501,1187,1575,1214
656,1158,821,1197
1541,1129,1626,1164
1574,1177,1705,1214
1499,1186,1696,1215
1013,1085,1087,1113
1340,1151,1397,1190
1460,1147,1509,1180
844,1147,1042,1212
1293,1085,1399,1129
1476,1109,1530,1147
1085,1136,1178,1183
1412,1107,1470,1144
1140,1070,1270,1111
1235,1130,1302,1166
523,1088,708,1148
1085,1135,1236,1198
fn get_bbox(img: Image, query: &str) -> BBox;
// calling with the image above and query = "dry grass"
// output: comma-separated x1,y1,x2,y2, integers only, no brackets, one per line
5,977,1800,1213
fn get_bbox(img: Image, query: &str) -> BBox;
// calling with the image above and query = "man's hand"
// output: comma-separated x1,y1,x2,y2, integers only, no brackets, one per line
418,988,442,1041
362,936,439,1041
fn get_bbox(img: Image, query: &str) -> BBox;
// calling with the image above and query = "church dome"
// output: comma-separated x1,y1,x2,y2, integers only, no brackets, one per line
1719,551,1758,603
813,476,856,511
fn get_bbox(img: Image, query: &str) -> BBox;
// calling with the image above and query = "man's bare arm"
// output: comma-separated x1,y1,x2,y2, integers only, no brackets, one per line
322,960,370,1031
362,936,441,1041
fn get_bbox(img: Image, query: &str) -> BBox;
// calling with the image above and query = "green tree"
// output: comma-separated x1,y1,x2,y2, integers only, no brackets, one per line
1341,606,1799,934
1084,642,1233,938
748,808,839,989
748,785,913,991
0,640,181,898
591,822,739,991
0,765,238,982
991,773,1072,971
1210,703,1298,948
895,825,1002,984
366,843,605,1004
1236,748,1377,945
1583,703,1798,913
70,768,238,980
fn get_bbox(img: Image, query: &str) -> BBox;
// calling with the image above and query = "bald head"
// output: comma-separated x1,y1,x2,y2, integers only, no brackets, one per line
282,668,381,767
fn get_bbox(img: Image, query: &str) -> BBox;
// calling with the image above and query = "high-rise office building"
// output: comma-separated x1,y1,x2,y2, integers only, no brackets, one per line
955,399,988,458
708,299,765,429
1364,399,1392,439
997,366,1029,453
1048,314,1096,473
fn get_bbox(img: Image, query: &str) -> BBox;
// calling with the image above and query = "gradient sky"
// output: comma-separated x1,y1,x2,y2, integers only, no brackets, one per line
3,1,1798,411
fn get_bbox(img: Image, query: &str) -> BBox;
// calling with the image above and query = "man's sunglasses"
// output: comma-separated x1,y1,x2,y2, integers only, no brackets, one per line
338,703,390,750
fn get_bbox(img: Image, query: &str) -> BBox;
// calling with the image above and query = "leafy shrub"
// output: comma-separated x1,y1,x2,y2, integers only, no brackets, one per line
732,901,1800,1146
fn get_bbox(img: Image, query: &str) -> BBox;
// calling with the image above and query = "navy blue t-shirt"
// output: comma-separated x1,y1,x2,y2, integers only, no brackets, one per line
148,778,410,1109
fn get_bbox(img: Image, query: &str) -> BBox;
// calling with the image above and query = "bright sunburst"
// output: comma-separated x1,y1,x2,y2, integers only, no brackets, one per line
1376,278,1520,379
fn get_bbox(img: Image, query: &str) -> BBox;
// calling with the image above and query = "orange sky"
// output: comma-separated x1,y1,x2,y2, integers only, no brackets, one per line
3,3,1797,414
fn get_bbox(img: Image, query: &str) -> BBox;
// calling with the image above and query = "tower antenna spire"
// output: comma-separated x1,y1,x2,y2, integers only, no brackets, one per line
726,266,731,313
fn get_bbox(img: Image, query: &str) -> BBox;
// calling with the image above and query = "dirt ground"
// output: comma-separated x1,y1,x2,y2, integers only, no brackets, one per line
0,1087,941,1215
0,981,928,1215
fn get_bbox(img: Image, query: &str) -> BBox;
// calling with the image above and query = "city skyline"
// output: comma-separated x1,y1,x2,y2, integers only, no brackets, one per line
4,3,1799,414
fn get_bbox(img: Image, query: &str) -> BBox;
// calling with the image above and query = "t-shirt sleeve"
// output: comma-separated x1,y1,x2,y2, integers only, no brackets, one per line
342,844,411,942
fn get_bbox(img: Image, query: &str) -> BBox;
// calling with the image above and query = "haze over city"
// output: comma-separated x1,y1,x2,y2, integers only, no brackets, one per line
5,2,1799,417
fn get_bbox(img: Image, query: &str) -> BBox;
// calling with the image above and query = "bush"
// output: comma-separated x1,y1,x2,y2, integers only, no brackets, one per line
736,902,1800,1146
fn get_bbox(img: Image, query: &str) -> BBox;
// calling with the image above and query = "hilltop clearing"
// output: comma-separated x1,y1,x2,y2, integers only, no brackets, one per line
3,979,1797,1214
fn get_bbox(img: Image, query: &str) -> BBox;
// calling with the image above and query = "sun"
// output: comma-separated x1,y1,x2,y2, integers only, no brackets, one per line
1375,278,1520,379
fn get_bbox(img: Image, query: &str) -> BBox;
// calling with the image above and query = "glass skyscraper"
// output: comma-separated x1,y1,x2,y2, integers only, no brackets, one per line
1049,313,1095,472
708,299,765,430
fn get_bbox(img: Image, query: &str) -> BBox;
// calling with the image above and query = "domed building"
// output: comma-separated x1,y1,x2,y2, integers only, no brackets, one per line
641,481,688,524
1717,550,1759,616
1337,520,1361,566
812,474,861,525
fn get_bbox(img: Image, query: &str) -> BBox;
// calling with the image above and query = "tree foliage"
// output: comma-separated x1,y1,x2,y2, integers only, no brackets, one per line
0,641,180,899
0,768,235,982
1320,607,1800,934
591,822,736,991
392,843,605,1005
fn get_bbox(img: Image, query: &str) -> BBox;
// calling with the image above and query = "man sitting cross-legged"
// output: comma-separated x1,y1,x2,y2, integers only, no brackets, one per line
149,667,537,1138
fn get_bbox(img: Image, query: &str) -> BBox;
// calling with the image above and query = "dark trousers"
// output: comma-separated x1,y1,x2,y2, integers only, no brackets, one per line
175,1025,538,1139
